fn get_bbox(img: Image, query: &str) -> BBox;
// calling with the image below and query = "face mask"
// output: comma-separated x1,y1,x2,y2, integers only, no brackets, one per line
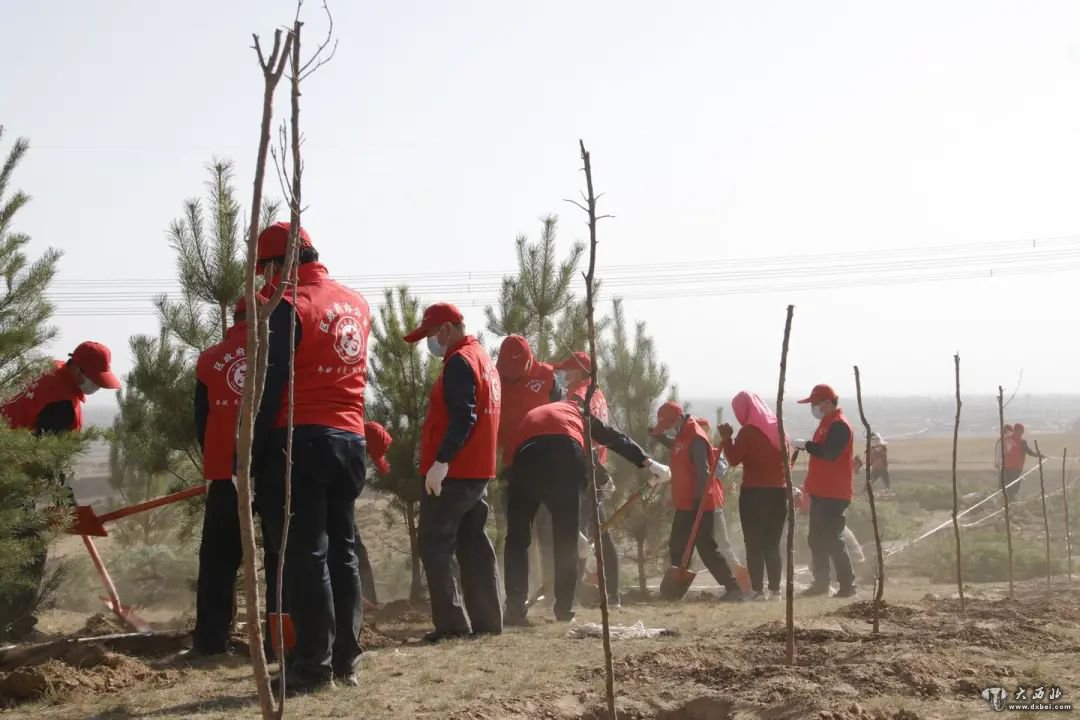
554,370,568,387
426,334,448,357
811,404,825,420
79,377,100,395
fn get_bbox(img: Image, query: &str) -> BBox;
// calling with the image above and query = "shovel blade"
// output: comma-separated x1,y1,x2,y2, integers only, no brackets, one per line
659,566,697,601
69,505,107,537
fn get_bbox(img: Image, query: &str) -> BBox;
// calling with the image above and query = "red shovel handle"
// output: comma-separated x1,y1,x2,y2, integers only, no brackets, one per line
678,496,710,571
97,485,206,523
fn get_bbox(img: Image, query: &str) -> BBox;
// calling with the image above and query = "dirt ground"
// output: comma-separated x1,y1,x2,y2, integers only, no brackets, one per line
2,577,1078,719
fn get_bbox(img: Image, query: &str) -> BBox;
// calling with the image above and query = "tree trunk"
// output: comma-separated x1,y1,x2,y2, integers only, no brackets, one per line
951,354,965,613
853,366,885,634
1035,441,1051,589
406,500,424,604
774,304,795,667
997,386,1015,599
636,536,647,595
1064,449,1073,585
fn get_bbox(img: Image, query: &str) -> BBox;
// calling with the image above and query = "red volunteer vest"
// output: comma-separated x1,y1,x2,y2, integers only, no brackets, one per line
196,324,247,480
272,263,370,434
569,384,609,465
1,361,83,432
498,361,556,462
670,417,723,511
420,336,501,480
507,400,586,461
804,409,855,500
1003,434,1026,471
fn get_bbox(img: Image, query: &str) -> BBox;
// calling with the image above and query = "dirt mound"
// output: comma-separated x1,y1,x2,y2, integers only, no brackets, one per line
0,643,176,708
360,623,397,650
828,601,920,622
375,599,430,625
78,613,126,637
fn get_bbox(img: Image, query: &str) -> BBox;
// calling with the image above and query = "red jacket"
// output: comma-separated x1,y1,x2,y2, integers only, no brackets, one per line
1,361,83,432
569,384,609,465
498,360,556,463
196,323,247,480
1003,432,1026,471
722,425,785,488
670,417,723,511
508,400,586,460
420,336,501,480
805,409,854,500
273,263,370,434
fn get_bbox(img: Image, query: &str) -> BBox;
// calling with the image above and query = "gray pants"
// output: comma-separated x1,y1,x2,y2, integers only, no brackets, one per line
713,509,742,568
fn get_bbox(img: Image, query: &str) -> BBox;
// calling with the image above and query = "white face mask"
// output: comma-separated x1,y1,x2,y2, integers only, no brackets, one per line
554,370,568,387
79,377,100,395
426,333,448,358
811,404,825,420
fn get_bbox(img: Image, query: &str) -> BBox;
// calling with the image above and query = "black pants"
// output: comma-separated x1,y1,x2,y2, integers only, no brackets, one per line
357,534,377,604
193,481,243,653
419,478,501,635
739,487,787,593
257,427,366,681
669,507,738,590
807,495,855,590
1004,468,1022,500
869,468,891,490
505,437,585,619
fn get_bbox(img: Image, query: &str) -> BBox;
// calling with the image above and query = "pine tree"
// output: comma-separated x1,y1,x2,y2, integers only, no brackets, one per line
0,128,91,639
599,298,671,593
366,286,440,602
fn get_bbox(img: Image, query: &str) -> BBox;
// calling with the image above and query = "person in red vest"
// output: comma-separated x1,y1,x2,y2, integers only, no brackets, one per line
651,401,743,602
495,335,563,460
554,351,623,604
793,384,856,598
1001,423,1043,500
504,399,669,624
250,222,371,692
359,421,393,605
853,432,891,491
0,341,120,638
191,298,251,655
405,302,502,642
719,391,788,602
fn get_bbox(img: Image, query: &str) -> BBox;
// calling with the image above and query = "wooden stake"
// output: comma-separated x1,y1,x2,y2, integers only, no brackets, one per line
774,305,795,666
950,354,965,613
1035,441,1051,590
1064,448,1073,584
236,27,293,720
572,139,616,719
853,366,885,634
997,386,1015,600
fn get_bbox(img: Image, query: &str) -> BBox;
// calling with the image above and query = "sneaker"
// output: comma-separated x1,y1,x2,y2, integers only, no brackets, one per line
719,588,745,603
768,589,782,601
800,585,830,597
750,591,768,602
334,671,359,688
504,609,530,627
270,672,334,696
554,610,577,622
833,586,858,599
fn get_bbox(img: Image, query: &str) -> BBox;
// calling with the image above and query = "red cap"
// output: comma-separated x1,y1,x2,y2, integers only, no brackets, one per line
798,384,838,404
654,400,684,434
403,302,464,343
496,335,534,382
364,422,393,475
256,222,312,264
71,341,121,390
555,351,591,374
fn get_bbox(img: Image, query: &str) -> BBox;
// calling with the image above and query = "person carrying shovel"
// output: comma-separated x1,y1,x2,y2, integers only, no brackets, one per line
651,401,744,603
503,398,670,625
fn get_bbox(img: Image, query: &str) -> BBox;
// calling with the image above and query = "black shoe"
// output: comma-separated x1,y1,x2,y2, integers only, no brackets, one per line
270,672,334,696
833,586,858,599
504,608,530,627
800,585,830,597
421,630,469,644
719,588,745,603
554,610,576,623
334,671,359,688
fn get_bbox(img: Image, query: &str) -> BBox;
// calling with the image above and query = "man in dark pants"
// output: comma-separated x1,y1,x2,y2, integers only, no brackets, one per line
651,401,743,602
504,400,668,624
793,384,856,598
405,303,502,642
250,222,371,692
0,341,121,638
191,299,250,655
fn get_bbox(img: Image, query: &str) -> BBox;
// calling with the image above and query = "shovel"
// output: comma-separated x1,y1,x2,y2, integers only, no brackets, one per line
659,495,710,601
69,485,207,536
81,534,152,632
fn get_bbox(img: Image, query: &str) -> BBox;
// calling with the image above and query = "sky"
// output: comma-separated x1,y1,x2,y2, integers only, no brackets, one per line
4,0,1080,414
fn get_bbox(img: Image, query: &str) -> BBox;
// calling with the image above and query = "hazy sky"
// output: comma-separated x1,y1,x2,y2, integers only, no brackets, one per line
5,0,1080,412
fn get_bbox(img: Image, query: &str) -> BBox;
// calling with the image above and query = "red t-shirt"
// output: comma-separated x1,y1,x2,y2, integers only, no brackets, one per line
723,424,785,488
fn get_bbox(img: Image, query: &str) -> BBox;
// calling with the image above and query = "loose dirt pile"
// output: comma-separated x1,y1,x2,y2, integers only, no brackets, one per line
77,613,125,637
361,623,398,650
375,599,431,625
0,642,176,708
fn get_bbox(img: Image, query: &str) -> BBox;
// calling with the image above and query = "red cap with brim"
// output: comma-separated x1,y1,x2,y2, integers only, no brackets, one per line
555,351,591,374
71,341,121,390
798,384,838,405
403,302,464,343
653,400,683,434
256,222,312,264
365,422,393,475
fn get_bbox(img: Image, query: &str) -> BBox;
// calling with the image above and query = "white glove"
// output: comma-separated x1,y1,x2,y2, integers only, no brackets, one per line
647,461,671,487
230,476,237,492
600,478,616,500
793,439,807,451
577,532,592,560
425,461,449,497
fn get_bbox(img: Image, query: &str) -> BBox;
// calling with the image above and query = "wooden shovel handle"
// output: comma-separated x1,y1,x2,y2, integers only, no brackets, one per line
679,495,711,571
